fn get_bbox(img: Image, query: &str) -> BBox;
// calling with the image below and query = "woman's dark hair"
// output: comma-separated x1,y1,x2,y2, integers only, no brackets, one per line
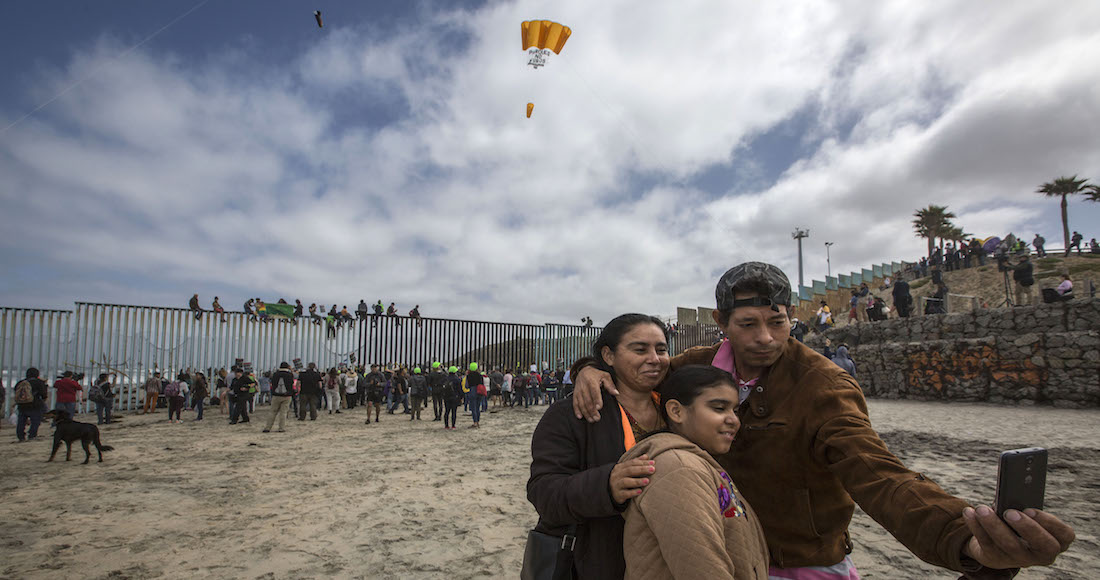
591,313,668,377
656,365,736,422
328,368,338,378
97,372,109,382
26,367,40,379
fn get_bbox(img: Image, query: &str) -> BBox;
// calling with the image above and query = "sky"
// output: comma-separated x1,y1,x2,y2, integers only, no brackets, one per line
2,0,1099,325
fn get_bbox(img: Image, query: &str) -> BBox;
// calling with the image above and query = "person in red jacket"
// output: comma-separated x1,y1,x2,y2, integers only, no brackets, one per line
52,371,84,423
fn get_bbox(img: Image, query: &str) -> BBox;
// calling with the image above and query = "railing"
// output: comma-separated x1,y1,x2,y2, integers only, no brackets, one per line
2,303,718,416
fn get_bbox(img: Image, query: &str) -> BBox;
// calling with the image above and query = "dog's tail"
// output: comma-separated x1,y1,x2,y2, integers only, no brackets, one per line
99,445,115,452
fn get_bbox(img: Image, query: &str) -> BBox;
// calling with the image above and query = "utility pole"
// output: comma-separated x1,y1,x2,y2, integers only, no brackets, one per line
792,227,809,289
825,241,834,277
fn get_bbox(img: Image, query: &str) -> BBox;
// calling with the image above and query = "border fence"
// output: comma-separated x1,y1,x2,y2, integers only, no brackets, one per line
2,303,719,416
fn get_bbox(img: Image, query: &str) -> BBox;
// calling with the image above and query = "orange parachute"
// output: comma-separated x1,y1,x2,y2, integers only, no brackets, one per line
521,20,571,54
521,21,570,118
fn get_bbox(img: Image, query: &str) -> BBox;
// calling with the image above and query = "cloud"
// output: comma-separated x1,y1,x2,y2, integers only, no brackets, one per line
2,0,1100,325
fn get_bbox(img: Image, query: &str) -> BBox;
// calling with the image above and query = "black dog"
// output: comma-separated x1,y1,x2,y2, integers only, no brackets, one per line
42,409,115,464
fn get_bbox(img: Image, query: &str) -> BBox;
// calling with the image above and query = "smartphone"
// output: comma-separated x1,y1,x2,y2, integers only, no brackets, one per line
994,447,1047,518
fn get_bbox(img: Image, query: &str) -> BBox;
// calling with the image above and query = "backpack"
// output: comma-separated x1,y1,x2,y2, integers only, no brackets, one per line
14,380,34,404
164,381,181,398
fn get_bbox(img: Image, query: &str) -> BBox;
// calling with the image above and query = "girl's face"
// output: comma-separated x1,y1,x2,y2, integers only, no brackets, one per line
668,382,742,455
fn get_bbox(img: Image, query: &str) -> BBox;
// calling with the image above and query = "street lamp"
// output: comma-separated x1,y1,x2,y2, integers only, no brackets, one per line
825,242,834,277
792,227,810,289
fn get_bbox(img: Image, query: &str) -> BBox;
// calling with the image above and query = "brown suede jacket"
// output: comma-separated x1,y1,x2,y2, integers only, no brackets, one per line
673,338,982,573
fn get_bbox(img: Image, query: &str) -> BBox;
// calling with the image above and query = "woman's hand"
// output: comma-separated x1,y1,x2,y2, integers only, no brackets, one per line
609,454,655,504
572,366,617,422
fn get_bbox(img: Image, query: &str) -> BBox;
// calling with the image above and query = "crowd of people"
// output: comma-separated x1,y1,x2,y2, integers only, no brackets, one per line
187,295,425,334
800,230,1096,336
4,358,576,440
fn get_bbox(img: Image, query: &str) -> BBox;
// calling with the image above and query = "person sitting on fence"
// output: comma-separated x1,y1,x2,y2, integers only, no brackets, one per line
357,300,369,321
189,294,203,320
409,304,423,327
1091,238,1100,254
293,299,303,325
339,306,354,326
309,303,322,325
244,299,258,322
212,296,227,322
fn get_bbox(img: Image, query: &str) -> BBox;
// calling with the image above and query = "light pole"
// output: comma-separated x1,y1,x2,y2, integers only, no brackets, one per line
792,227,809,289
825,242,834,277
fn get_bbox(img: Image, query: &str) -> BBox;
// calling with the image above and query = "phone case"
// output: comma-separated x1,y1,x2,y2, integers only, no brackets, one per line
994,447,1047,518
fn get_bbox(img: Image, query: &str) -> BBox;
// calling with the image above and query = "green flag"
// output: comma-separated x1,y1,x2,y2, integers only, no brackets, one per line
264,303,295,319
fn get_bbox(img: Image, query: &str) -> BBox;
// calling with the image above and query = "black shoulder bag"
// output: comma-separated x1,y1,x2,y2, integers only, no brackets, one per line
520,524,576,580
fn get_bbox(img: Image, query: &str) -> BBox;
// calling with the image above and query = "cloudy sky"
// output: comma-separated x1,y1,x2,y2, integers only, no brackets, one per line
2,0,1099,325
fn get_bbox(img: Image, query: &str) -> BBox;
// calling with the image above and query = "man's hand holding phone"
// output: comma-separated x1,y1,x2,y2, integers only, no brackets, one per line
960,448,1075,570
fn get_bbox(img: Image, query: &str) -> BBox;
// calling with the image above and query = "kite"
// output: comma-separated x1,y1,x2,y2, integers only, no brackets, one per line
314,11,324,28
521,20,571,118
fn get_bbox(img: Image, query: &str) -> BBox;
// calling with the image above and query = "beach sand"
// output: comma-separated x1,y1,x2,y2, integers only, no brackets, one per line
1,399,1096,579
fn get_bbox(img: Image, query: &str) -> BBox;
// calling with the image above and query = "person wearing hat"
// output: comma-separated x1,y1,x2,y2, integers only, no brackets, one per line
465,362,485,428
1010,253,1035,306
441,366,464,429
363,364,385,424
570,261,1076,578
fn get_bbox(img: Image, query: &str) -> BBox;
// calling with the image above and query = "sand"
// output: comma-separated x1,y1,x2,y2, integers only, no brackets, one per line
1,399,1096,579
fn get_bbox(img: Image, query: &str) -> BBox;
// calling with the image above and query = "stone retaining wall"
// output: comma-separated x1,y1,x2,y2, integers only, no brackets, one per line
805,298,1100,408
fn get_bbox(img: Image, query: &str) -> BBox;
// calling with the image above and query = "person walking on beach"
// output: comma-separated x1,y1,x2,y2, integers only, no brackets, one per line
342,368,358,410
165,374,187,424
297,363,322,421
217,369,229,415
191,372,208,421
363,364,385,424
263,362,295,433
488,367,504,410
142,372,161,414
229,368,251,425
409,367,427,420
442,366,462,430
14,368,49,442
501,369,513,407
466,363,485,429
571,261,1076,578
427,362,446,421
324,368,341,414
93,373,115,425
52,371,83,424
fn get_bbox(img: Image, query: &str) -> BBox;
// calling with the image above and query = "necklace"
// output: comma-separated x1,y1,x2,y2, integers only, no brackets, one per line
621,398,661,433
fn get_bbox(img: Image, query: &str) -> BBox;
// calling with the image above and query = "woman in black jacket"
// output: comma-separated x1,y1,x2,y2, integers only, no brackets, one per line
527,313,670,578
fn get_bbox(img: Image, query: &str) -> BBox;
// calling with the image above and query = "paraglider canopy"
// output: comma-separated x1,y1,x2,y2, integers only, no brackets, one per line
526,103,534,118
314,11,323,28
522,20,570,69
521,20,571,54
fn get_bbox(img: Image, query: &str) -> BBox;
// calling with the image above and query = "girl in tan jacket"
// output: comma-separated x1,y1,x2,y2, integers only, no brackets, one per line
621,365,769,579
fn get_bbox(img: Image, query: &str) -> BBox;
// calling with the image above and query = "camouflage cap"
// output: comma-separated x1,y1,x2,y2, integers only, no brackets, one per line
715,262,792,313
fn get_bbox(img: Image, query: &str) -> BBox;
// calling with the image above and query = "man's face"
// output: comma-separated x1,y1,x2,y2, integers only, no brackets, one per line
713,293,791,370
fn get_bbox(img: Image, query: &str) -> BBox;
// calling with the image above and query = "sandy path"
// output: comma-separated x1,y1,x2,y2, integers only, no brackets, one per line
1,399,1096,579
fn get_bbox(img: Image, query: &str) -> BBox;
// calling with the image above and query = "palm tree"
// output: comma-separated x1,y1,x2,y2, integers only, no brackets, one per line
1037,176,1093,250
912,205,957,256
1086,184,1100,203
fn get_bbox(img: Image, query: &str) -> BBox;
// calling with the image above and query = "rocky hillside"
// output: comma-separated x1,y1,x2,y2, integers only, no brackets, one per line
907,253,1100,309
